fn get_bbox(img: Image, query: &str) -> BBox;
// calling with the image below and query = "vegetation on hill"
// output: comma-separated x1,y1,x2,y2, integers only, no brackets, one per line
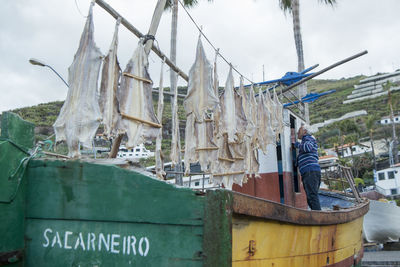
2,74,399,171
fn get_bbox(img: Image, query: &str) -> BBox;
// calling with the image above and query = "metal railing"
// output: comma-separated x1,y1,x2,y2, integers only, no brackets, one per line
162,171,222,192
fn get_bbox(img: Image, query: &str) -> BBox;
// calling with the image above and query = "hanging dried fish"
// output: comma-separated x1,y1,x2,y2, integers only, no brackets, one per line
118,42,160,148
170,73,181,167
219,67,237,143
183,37,219,173
257,87,275,153
184,38,219,120
273,88,284,139
238,80,259,177
212,49,221,140
184,113,196,175
99,18,121,138
53,2,102,158
212,69,249,189
248,85,260,177
155,60,166,180
265,88,278,138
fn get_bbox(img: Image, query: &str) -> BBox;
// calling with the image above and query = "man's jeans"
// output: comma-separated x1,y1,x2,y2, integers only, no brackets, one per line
302,171,321,210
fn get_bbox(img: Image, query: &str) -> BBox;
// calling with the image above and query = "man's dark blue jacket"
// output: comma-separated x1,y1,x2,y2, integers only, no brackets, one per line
294,134,320,175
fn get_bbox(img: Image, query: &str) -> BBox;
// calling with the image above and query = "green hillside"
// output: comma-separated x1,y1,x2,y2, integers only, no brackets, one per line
2,74,399,154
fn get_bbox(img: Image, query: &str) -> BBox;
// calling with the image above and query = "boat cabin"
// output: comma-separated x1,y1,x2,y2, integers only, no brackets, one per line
117,144,154,159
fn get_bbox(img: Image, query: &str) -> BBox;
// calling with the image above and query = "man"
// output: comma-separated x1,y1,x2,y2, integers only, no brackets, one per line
294,124,321,210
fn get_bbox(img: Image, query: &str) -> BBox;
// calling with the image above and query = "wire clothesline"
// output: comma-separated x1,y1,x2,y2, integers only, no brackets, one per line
177,0,254,85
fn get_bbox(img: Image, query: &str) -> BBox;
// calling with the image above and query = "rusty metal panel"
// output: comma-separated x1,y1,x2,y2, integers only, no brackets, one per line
232,175,255,196
255,173,280,202
232,192,369,226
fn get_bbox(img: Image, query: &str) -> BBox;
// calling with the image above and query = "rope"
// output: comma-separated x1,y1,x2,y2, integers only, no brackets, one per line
74,0,88,18
0,141,42,204
177,0,254,85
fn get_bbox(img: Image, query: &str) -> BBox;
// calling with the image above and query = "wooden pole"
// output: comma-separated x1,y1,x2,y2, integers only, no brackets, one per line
121,113,162,128
122,73,153,84
280,50,368,95
94,0,189,82
103,0,167,157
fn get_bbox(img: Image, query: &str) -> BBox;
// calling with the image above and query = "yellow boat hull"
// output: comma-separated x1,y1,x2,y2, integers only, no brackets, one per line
232,216,363,267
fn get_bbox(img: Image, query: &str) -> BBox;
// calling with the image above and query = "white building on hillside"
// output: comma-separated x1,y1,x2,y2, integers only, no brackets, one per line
336,143,372,158
117,144,154,159
375,164,400,198
380,114,400,125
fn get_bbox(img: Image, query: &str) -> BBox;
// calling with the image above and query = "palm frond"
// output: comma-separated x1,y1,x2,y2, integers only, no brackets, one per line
279,0,293,13
319,0,337,6
165,0,213,10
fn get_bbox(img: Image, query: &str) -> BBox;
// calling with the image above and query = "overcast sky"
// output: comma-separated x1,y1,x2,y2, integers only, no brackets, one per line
1,0,400,112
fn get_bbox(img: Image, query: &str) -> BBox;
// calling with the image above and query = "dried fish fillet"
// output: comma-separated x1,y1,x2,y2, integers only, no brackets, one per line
184,113,197,175
184,38,219,121
155,60,166,180
273,89,284,139
248,86,260,177
238,80,259,177
212,50,221,141
212,71,250,189
99,19,121,138
53,3,102,158
183,38,219,173
265,89,278,139
257,87,275,153
118,43,160,148
220,67,237,143
170,73,181,167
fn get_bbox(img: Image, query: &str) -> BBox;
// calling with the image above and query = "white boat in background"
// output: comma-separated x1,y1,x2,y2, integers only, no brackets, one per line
363,199,400,243
116,144,154,159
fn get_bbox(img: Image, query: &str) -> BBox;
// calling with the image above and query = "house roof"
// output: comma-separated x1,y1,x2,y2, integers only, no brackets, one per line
381,113,400,120
336,143,356,149
319,155,337,160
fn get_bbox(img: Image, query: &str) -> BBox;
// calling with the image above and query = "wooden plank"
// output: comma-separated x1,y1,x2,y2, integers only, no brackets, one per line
232,215,364,266
26,160,205,226
121,113,162,128
1,112,34,151
122,72,153,84
195,147,218,151
213,171,245,177
232,192,369,226
218,157,235,163
25,218,203,266
203,190,232,267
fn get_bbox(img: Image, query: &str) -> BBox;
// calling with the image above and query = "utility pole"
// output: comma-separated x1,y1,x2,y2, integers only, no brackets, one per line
385,81,399,165
262,65,265,81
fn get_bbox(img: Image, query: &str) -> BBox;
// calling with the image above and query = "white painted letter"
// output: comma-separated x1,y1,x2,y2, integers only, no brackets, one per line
43,228,52,247
122,236,126,255
74,232,86,251
51,232,62,248
64,231,72,249
138,237,149,257
111,234,120,254
127,236,136,255
87,233,96,251
98,233,110,252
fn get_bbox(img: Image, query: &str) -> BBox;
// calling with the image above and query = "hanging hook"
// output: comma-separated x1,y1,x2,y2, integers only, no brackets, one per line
198,25,203,39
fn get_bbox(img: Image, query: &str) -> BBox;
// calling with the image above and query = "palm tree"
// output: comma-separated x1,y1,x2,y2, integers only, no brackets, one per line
364,115,378,170
384,81,399,164
279,0,336,122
